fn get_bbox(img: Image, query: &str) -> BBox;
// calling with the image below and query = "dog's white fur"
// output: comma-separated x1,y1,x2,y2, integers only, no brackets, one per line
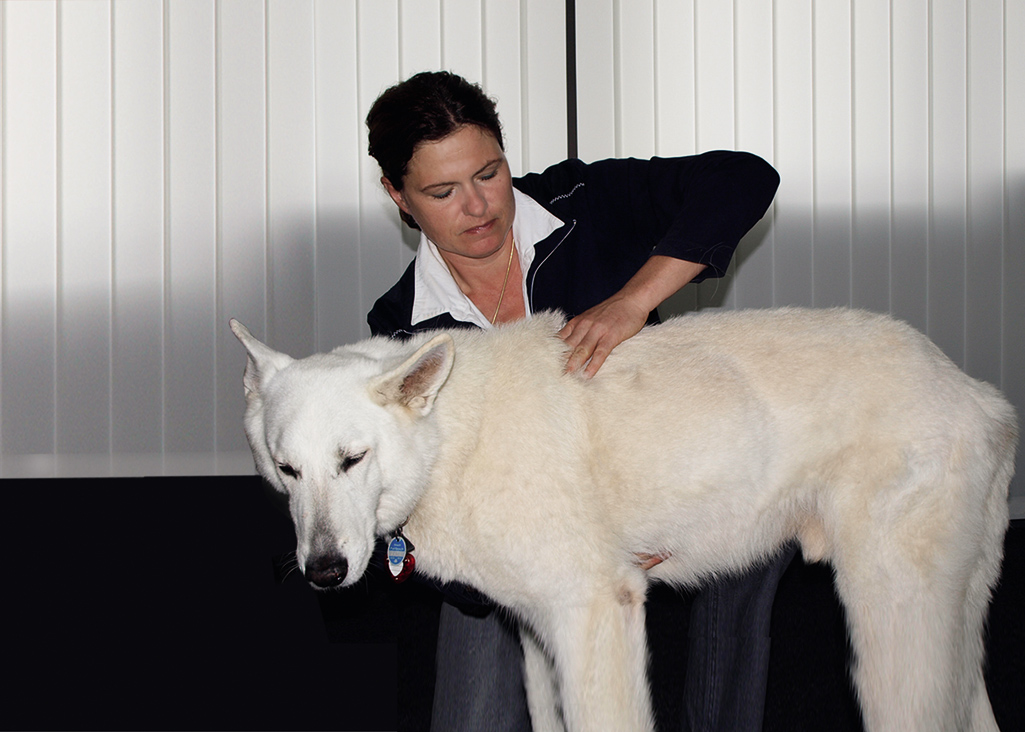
231,308,1015,732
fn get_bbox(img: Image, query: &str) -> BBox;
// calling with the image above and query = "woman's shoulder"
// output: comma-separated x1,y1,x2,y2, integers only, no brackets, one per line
367,260,417,336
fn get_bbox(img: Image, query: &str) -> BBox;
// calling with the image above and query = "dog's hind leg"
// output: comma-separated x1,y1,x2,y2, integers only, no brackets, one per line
833,493,1006,732
521,625,566,732
540,576,654,732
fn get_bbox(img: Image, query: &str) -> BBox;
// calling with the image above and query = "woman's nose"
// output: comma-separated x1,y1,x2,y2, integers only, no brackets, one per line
464,185,487,217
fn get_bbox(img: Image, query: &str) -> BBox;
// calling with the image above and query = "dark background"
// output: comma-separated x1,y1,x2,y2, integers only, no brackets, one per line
3,476,1022,731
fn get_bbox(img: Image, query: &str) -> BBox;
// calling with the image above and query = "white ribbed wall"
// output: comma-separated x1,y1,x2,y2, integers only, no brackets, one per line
576,0,1024,515
0,0,566,477
2,0,1022,516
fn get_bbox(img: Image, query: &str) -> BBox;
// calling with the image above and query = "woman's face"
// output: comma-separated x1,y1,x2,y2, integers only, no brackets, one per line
383,125,515,263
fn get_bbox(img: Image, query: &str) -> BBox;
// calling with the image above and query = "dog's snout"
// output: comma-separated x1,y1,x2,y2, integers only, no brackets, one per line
305,554,348,588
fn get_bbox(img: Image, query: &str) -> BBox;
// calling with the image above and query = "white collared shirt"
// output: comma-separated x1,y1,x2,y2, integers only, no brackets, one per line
411,188,564,329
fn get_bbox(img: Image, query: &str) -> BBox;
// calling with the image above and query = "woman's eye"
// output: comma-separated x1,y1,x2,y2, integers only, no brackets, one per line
431,189,453,200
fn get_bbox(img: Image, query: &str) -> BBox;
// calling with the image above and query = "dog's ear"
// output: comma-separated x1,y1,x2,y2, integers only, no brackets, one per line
369,334,454,417
229,319,293,399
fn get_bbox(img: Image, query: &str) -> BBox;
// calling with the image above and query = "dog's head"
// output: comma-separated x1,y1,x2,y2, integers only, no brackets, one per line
229,320,454,590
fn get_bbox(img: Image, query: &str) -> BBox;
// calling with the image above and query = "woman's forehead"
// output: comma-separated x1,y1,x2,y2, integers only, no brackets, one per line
407,126,504,184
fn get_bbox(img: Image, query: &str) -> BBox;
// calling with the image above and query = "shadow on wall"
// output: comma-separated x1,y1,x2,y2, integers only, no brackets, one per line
1,205,1022,516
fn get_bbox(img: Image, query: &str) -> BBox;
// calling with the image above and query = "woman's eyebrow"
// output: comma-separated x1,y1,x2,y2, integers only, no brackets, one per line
419,158,504,192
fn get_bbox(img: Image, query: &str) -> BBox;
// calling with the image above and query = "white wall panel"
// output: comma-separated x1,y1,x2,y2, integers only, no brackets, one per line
481,0,525,174
1006,0,1025,511
312,0,359,356
2,1,58,471
965,0,1005,389
771,0,814,307
111,0,164,472
521,0,567,171
693,0,733,153
573,0,1024,515
732,0,775,310
166,0,217,473
929,0,968,367
217,0,267,459
890,0,930,328
617,0,656,158
654,0,696,157
267,0,316,361
851,0,891,314
0,0,564,478
57,0,112,471
576,0,616,159
811,1,852,308
2,0,1019,515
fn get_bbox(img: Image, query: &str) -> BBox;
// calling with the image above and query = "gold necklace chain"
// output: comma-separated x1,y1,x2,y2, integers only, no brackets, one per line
490,239,516,325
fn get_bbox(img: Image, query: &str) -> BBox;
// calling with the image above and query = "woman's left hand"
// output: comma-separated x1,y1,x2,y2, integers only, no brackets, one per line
558,296,649,379
558,255,708,379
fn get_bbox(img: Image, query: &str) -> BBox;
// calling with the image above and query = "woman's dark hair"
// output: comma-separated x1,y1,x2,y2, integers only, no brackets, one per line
367,71,504,229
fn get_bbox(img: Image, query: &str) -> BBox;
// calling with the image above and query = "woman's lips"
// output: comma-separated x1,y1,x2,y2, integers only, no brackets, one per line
463,219,497,236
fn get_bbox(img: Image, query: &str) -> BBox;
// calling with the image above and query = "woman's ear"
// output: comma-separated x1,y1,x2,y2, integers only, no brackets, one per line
381,176,409,213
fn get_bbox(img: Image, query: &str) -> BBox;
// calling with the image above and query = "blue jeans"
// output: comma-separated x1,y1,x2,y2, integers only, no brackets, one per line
429,545,798,732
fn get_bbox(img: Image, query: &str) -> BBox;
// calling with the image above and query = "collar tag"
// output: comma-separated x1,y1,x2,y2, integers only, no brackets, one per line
386,529,416,583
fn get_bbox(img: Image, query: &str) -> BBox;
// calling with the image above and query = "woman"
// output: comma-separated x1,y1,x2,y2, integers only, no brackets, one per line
366,71,783,731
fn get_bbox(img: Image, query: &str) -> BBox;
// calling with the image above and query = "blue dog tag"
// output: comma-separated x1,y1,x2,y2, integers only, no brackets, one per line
387,535,408,577
386,528,416,582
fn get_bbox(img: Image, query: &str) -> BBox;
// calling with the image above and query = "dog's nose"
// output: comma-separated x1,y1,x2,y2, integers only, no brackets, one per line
305,555,348,588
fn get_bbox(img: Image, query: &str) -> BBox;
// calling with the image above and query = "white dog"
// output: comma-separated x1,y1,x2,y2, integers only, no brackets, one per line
231,308,1015,732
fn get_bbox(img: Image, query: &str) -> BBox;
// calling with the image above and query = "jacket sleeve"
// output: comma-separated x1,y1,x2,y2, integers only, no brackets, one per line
576,151,779,281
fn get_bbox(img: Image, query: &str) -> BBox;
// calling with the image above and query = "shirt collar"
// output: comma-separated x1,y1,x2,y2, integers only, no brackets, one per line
411,188,563,328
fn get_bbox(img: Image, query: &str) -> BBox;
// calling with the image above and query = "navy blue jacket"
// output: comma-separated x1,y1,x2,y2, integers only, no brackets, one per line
368,151,780,337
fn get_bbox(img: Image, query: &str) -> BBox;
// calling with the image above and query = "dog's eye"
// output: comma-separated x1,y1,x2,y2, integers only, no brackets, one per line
277,463,300,479
340,451,367,473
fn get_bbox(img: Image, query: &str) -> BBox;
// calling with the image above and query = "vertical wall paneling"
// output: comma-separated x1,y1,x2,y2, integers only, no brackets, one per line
521,0,567,172
771,1,814,307
57,0,112,475
356,2,404,330
111,0,165,473
399,0,441,79
574,0,616,161
811,1,852,308
313,0,360,354
928,0,968,366
693,0,734,153
165,0,217,474
267,0,316,361
216,0,267,462
851,0,892,314
481,0,524,175
653,0,696,157
692,0,736,310
1,1,1020,513
1006,0,1025,506
889,0,930,328
965,0,1004,389
732,0,775,310
441,0,483,78
2,1,57,473
616,0,656,158
569,1,1023,513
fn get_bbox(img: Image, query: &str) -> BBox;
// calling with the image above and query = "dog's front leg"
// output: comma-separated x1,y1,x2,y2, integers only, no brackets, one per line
521,624,566,732
540,579,654,732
